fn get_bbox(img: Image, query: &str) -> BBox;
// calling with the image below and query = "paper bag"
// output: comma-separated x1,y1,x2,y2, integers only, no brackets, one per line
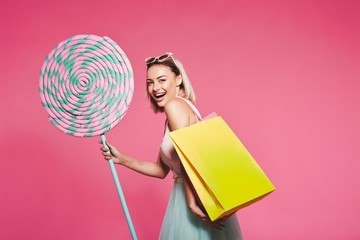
169,116,275,221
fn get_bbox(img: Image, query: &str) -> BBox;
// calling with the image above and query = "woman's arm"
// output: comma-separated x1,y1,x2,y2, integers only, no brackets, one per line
164,99,224,229
182,167,224,229
100,141,170,179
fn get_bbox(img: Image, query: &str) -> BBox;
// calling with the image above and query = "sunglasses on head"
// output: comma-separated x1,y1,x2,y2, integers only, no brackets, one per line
145,52,175,64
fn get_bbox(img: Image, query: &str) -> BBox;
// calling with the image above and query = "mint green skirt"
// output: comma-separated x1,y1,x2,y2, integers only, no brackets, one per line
159,181,242,240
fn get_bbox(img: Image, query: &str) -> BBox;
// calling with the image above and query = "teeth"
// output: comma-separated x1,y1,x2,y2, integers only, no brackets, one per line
155,93,165,98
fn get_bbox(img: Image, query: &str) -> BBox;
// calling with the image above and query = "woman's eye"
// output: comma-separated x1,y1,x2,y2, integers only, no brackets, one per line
147,81,153,86
159,79,166,82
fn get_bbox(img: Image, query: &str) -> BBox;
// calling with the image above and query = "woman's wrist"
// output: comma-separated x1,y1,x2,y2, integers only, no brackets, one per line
117,154,129,166
188,200,197,211
110,155,123,165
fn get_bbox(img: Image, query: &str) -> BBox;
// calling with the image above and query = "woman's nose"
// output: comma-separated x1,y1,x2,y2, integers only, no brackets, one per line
153,81,160,91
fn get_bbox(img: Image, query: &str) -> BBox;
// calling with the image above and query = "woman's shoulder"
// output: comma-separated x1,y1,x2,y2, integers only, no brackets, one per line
164,98,194,131
164,97,189,112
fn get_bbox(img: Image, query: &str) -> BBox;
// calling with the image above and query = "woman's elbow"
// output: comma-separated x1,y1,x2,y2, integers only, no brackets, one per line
155,168,169,179
157,172,167,179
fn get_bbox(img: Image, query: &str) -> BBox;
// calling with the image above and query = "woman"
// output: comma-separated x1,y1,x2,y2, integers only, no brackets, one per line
100,53,242,239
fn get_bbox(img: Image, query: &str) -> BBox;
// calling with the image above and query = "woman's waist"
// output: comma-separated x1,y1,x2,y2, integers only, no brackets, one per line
174,176,183,183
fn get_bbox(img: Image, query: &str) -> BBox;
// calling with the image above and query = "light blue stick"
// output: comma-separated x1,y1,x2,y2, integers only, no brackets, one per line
101,134,137,240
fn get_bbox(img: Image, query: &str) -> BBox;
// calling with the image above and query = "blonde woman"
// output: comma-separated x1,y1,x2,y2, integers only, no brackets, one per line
100,53,242,239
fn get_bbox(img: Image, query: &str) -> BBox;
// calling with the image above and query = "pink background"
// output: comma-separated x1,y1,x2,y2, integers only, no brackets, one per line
1,0,359,239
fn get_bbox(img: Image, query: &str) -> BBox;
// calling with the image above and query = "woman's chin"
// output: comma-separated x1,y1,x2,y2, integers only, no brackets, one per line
156,102,166,108
155,97,167,108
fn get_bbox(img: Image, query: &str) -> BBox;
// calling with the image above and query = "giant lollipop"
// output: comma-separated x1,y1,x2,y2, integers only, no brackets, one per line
39,34,137,239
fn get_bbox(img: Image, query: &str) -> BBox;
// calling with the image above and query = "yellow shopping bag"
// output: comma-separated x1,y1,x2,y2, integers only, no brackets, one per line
169,116,276,221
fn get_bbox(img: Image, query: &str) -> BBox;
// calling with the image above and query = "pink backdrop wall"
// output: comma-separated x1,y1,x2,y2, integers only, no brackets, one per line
1,0,359,239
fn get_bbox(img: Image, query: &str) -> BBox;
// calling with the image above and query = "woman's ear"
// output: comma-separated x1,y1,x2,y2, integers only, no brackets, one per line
176,76,183,86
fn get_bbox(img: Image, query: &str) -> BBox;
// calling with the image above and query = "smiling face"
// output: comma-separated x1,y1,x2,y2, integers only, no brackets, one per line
146,64,182,110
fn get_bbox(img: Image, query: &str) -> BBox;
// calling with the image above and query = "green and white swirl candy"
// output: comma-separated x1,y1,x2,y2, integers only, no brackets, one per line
39,34,134,137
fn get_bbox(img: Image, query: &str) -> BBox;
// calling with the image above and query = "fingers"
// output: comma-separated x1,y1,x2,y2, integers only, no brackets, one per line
100,146,109,152
213,220,225,230
98,139,112,160
190,205,225,230
200,217,224,230
99,138,112,151
205,217,224,230
99,149,112,159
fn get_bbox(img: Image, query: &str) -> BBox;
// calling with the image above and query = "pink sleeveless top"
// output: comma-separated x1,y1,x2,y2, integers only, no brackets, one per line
159,98,202,181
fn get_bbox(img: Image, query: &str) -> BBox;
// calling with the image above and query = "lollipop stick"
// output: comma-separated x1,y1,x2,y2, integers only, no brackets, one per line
101,134,137,240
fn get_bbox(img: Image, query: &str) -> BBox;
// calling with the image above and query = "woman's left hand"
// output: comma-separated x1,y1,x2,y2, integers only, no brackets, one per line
189,203,225,230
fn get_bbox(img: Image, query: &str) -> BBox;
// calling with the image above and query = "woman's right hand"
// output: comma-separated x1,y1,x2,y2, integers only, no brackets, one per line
99,140,124,165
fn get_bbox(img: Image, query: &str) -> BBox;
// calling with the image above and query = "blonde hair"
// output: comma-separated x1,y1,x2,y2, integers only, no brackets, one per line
146,57,196,113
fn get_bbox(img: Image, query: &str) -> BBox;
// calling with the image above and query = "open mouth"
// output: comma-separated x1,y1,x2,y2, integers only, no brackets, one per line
154,92,166,100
